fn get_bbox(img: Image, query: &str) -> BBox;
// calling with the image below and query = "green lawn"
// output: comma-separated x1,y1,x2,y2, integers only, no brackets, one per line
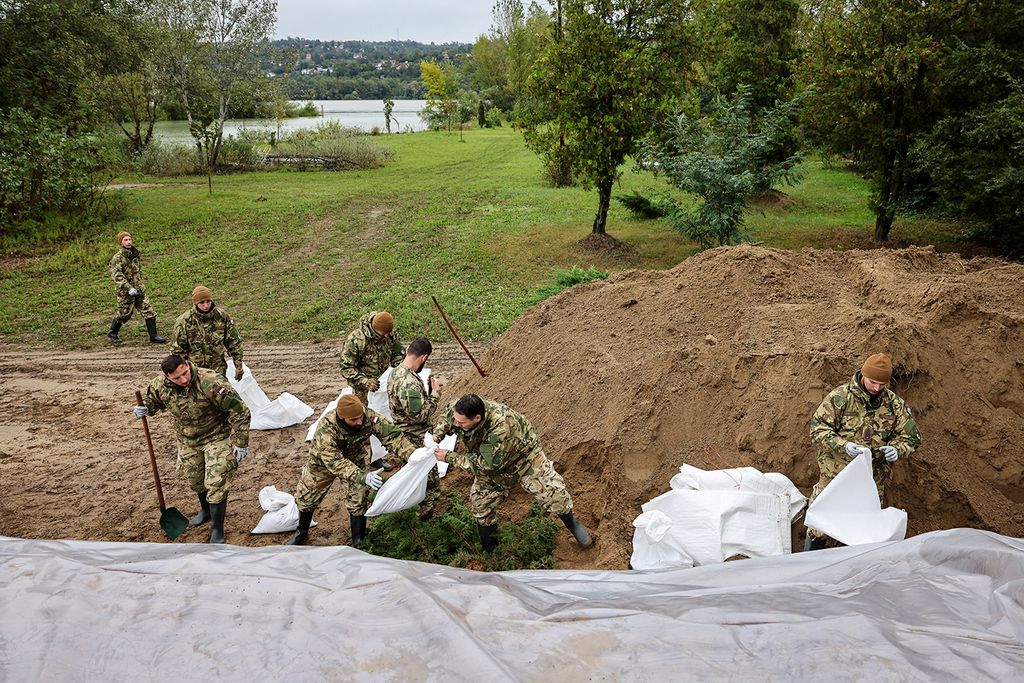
0,128,977,346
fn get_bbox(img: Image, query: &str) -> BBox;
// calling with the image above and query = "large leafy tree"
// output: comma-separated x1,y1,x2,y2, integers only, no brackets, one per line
419,59,461,132
151,0,277,168
802,0,943,241
523,0,692,236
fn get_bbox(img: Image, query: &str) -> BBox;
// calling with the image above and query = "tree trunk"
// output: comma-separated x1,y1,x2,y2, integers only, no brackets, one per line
592,178,613,235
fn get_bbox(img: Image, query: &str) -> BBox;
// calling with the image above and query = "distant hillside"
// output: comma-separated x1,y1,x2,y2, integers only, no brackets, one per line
263,38,473,100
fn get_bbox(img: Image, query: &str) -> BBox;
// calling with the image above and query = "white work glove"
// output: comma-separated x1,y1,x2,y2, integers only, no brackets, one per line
128,287,139,296
364,467,384,490
133,405,148,419
233,446,248,464
880,445,899,462
844,441,872,459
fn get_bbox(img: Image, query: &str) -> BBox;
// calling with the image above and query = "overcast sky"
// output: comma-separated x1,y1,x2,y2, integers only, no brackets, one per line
274,1,498,44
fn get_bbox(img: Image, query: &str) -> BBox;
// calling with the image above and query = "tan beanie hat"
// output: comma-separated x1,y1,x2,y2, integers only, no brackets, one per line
336,394,364,420
371,311,394,335
192,285,213,305
861,353,893,384
116,231,131,245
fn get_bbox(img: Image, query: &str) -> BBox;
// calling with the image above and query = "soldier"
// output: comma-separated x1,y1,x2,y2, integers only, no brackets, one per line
171,285,245,380
387,337,442,518
107,231,167,345
132,354,250,543
338,310,404,406
431,394,592,552
286,394,418,546
806,353,922,551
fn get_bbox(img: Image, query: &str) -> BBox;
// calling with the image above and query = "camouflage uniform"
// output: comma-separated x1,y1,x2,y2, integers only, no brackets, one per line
432,399,574,526
110,245,156,322
807,371,922,540
387,364,441,513
171,303,243,376
294,407,417,515
338,311,404,404
143,362,250,505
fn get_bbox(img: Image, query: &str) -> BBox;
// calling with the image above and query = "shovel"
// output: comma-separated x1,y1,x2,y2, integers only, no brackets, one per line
135,390,189,539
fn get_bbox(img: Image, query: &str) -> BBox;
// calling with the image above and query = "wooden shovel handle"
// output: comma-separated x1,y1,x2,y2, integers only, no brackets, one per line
431,295,486,377
135,390,167,510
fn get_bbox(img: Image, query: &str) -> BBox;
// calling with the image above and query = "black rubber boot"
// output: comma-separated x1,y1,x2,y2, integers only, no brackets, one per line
190,491,211,527
107,318,123,344
145,317,167,343
286,509,314,546
209,500,226,544
478,523,499,553
804,533,827,552
349,514,367,546
369,458,393,472
558,513,593,547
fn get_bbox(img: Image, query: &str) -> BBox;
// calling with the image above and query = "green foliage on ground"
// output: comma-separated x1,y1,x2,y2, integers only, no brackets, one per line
527,266,610,305
0,128,981,347
361,493,559,571
616,190,670,219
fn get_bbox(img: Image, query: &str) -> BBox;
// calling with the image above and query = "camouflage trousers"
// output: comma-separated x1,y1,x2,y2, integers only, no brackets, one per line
806,461,890,542
469,449,573,526
176,437,237,505
115,293,156,323
294,461,369,516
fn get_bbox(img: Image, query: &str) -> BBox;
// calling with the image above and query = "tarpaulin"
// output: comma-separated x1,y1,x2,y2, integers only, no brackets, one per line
1,529,1022,681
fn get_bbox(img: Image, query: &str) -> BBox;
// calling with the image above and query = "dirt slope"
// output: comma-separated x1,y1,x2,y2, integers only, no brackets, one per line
445,245,1024,568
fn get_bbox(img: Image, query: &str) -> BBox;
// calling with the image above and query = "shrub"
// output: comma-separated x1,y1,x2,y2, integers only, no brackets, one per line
528,265,609,305
616,190,669,218
484,107,503,128
137,139,203,176
361,492,559,571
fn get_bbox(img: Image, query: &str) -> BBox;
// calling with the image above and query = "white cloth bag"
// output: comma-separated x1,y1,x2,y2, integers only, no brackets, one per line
805,452,908,545
226,360,314,430
629,510,697,570
365,434,456,517
250,486,317,534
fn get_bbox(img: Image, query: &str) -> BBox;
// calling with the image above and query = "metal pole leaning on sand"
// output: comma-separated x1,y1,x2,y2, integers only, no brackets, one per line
431,295,486,377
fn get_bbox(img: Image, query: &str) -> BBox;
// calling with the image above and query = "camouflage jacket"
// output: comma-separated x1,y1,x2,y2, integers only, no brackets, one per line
110,246,145,298
307,407,417,483
432,399,541,482
338,311,404,393
387,364,439,440
144,362,250,448
171,304,243,374
809,372,922,481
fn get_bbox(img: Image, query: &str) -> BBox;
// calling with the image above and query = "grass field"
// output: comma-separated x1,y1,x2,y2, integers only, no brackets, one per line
0,127,980,346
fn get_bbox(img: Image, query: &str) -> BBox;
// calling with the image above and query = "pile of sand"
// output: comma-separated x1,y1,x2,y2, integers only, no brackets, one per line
447,245,1024,568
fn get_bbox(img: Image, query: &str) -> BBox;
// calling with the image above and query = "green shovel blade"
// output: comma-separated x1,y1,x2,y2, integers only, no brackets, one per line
160,506,189,540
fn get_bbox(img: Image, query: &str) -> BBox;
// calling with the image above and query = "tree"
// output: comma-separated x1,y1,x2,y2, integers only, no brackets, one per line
419,59,460,132
151,0,277,178
522,0,692,236
91,66,164,155
802,0,943,241
642,87,804,249
383,97,395,134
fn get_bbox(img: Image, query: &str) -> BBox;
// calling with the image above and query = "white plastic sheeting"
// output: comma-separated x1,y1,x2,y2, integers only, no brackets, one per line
1,529,1022,681
631,465,807,569
805,451,909,545
225,360,313,430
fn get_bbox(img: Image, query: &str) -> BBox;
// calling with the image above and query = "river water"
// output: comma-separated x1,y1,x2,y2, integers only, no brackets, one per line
153,99,428,143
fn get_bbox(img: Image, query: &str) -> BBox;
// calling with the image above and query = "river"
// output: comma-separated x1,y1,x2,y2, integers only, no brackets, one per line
153,99,428,143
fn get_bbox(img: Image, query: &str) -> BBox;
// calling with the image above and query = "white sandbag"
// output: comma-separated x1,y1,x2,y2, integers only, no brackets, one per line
671,464,807,521
804,452,908,545
629,510,696,570
226,360,314,430
366,368,394,420
366,434,456,517
250,486,317,534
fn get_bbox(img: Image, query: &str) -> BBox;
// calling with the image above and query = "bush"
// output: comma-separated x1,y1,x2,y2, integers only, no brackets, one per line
484,107,503,128
218,134,263,167
528,265,609,305
136,139,203,176
616,190,669,218
361,493,559,571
